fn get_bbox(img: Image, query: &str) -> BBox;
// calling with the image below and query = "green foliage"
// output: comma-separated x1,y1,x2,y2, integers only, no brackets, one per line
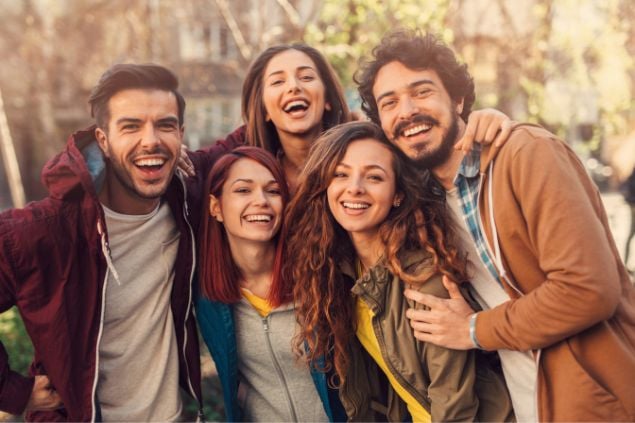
0,307,34,375
305,0,451,87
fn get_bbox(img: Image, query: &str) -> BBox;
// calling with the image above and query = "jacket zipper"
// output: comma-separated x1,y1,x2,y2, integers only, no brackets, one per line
262,315,299,422
91,219,110,422
364,296,432,414
179,176,202,419
478,167,541,421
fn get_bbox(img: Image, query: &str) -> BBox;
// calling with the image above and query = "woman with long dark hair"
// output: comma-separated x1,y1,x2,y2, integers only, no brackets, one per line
284,121,514,422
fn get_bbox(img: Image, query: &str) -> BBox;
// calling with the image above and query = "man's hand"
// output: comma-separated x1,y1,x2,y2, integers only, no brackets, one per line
455,108,513,152
178,144,196,177
404,276,475,350
25,375,63,412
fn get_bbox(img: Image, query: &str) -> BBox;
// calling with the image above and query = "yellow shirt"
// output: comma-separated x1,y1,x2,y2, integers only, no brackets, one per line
241,288,273,317
355,298,431,423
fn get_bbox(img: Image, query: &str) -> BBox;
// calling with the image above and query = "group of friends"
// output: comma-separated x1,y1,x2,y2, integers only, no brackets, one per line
0,29,634,422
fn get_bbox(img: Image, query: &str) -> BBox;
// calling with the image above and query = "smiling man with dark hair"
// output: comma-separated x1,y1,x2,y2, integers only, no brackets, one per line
357,30,635,422
0,64,213,421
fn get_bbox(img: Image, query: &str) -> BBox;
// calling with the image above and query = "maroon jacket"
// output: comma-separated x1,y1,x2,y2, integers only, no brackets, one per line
0,125,241,421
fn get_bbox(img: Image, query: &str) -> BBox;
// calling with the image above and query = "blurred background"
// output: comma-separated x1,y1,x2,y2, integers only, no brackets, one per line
0,0,633,419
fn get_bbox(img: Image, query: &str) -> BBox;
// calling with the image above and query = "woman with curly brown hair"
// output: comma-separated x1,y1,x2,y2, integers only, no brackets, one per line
284,121,514,422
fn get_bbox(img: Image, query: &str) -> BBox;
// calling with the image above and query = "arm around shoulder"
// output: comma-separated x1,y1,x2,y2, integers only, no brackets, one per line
477,130,622,351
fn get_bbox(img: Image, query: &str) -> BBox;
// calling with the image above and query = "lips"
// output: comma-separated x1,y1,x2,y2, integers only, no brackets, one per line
342,201,369,210
243,214,273,223
283,98,310,115
394,114,439,139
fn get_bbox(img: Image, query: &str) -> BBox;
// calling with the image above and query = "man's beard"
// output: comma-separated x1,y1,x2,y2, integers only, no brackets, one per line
409,111,460,170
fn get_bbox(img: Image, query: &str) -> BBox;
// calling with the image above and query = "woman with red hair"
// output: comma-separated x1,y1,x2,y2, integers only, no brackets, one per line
195,146,343,422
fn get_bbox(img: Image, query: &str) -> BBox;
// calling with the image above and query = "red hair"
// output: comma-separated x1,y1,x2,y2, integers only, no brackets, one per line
198,146,291,306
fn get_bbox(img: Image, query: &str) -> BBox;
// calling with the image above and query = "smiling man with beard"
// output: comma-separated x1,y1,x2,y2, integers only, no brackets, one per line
356,30,635,422
0,64,221,421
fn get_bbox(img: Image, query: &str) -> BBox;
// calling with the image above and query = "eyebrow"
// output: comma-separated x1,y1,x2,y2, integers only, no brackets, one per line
230,178,278,185
266,65,316,79
336,162,388,174
115,116,179,126
375,79,436,105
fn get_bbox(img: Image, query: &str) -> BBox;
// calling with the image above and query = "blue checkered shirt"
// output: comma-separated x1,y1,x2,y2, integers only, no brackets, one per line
453,146,503,286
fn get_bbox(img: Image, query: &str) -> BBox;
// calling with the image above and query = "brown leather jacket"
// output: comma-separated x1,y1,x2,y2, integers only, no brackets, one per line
338,252,514,422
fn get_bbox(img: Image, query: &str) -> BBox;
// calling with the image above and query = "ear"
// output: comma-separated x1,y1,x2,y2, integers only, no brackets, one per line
265,112,271,122
325,102,332,111
455,98,465,116
95,127,110,157
209,194,223,222
179,125,185,138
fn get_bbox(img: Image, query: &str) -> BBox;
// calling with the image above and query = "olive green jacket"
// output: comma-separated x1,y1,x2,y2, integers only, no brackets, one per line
338,252,514,422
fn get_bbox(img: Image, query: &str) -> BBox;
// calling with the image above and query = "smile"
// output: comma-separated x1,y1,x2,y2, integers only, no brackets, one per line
342,202,369,210
402,123,432,137
283,99,309,113
244,214,273,222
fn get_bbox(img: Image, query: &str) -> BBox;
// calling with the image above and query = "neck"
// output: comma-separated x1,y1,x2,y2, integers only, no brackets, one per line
350,231,384,272
99,169,160,215
228,237,275,293
277,128,320,193
431,120,468,190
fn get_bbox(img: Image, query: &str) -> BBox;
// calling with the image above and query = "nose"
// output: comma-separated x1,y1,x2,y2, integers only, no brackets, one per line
286,76,301,93
139,123,161,149
346,175,365,195
397,95,419,120
252,188,270,206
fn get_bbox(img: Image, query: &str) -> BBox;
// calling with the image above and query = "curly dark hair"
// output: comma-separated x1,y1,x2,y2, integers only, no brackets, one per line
355,29,475,124
282,121,466,385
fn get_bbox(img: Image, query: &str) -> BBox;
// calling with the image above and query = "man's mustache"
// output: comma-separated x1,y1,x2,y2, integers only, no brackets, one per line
393,114,439,138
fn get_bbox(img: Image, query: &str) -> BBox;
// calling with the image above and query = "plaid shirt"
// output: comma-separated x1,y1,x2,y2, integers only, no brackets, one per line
453,146,503,286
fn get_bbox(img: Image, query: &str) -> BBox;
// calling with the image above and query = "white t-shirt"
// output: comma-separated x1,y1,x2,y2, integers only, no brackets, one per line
446,187,537,423
98,201,182,421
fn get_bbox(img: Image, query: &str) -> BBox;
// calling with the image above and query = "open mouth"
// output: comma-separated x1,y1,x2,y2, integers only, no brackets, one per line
134,157,167,172
244,214,273,223
402,123,433,138
283,99,309,114
342,201,370,210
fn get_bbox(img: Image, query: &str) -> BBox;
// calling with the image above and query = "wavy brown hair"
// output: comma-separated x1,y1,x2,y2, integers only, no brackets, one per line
241,43,350,154
283,121,466,384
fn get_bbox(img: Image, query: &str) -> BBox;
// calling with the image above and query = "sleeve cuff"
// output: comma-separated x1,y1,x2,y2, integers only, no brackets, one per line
469,312,484,350
0,371,35,415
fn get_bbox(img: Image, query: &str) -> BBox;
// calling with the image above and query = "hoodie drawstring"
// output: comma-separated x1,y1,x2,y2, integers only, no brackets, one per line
97,219,121,285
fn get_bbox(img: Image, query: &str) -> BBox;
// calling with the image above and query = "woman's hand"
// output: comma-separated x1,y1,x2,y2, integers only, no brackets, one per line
455,108,514,152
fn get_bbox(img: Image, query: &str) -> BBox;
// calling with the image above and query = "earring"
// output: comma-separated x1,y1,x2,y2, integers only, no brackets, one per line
393,198,401,207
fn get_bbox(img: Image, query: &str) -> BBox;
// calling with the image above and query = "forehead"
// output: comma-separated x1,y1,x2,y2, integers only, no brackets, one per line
226,158,276,182
372,61,446,99
341,138,394,169
107,88,178,118
264,49,319,76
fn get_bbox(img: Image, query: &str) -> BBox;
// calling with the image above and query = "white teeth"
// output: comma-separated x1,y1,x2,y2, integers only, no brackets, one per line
284,100,309,112
342,202,369,209
244,215,272,222
135,158,165,167
403,124,432,137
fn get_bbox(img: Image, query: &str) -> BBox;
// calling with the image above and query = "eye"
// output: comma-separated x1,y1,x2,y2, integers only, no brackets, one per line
368,174,384,182
300,74,315,82
414,87,430,97
233,187,250,194
333,171,347,178
121,123,139,131
270,79,284,86
158,121,178,131
266,186,281,195
379,99,396,110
